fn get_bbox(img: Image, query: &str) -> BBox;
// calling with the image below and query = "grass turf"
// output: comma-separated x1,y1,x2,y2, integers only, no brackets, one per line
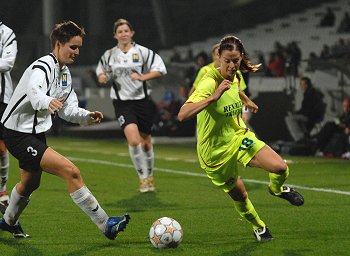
0,136,349,256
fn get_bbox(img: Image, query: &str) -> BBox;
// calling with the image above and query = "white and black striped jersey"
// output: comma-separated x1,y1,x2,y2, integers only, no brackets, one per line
96,42,167,101
1,53,91,134
0,22,17,104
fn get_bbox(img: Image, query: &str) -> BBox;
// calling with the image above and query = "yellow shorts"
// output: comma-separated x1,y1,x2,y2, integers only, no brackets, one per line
205,129,265,193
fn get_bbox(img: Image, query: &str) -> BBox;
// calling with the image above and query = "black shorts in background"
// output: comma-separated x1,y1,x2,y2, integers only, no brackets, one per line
113,98,154,135
4,128,48,172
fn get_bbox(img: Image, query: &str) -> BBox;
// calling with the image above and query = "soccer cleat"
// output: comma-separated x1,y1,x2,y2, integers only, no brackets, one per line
253,226,273,242
0,191,9,214
147,177,155,192
269,186,304,206
0,218,31,238
139,178,149,193
103,214,130,240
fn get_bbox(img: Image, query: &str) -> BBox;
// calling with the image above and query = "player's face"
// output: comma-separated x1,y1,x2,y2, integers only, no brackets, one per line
219,49,242,79
114,24,134,45
56,36,83,65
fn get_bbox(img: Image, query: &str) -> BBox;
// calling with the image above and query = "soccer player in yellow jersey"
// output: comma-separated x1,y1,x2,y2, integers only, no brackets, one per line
189,43,220,96
178,35,304,241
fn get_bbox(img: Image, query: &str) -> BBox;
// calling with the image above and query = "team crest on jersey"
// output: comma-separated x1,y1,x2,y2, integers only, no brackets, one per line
62,73,68,87
132,53,140,63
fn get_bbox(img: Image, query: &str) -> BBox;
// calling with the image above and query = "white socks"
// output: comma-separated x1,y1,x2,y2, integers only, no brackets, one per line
143,147,154,177
128,144,155,179
0,151,9,192
128,144,147,179
70,185,108,232
3,185,30,226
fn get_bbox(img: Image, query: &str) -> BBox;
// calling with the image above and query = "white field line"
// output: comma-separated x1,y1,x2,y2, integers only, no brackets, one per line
68,156,350,196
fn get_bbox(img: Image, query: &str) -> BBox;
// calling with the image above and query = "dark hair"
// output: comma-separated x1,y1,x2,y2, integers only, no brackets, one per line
113,18,134,34
50,21,85,49
300,76,312,87
219,35,260,73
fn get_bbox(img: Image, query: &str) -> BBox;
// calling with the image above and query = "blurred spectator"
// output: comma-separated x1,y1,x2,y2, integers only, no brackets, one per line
154,86,195,137
285,41,302,77
170,48,182,62
315,97,350,158
320,44,331,59
266,52,286,77
285,77,326,141
319,7,336,27
337,11,350,33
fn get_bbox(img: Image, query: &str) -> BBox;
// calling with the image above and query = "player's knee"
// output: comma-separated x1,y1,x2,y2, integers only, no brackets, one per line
271,161,288,174
64,165,82,181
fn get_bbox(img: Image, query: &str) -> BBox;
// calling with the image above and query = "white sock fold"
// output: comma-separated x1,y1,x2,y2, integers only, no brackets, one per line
0,151,9,192
4,185,30,226
128,144,147,179
70,185,108,232
142,147,154,177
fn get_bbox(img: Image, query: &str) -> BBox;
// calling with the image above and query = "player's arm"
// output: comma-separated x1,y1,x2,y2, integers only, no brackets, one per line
96,50,111,84
239,91,258,113
0,31,17,72
178,79,230,121
130,70,162,81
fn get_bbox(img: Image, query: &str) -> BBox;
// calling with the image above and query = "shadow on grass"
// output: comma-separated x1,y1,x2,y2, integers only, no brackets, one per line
219,241,261,256
105,191,177,212
0,236,43,256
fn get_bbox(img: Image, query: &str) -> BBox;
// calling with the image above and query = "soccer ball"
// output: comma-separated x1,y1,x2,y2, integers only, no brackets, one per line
149,217,183,249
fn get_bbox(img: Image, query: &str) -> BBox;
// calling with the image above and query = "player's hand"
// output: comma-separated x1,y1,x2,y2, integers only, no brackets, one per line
130,71,143,81
98,73,108,84
88,111,103,124
48,98,63,114
211,79,231,102
245,99,259,113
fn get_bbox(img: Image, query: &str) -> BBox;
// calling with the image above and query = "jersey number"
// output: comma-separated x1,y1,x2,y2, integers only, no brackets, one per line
27,146,38,156
239,138,253,151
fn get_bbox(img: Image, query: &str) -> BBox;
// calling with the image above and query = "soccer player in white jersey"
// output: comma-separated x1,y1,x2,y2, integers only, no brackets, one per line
0,22,17,212
0,21,130,239
96,18,167,193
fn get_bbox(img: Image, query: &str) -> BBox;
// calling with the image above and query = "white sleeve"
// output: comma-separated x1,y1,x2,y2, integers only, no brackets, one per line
58,88,91,125
148,52,167,75
26,68,53,111
96,50,110,76
0,29,17,72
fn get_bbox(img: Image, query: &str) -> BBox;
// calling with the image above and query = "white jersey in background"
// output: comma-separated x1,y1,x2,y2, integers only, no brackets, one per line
1,53,91,134
96,42,167,101
0,22,18,104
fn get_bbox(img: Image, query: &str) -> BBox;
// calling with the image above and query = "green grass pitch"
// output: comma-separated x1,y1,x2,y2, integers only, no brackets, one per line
0,136,349,256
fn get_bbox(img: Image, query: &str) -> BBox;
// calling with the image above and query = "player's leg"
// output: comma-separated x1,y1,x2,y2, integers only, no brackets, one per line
140,132,155,191
40,147,130,239
124,124,148,192
248,146,304,206
0,168,39,238
0,140,9,212
0,103,10,211
227,176,272,241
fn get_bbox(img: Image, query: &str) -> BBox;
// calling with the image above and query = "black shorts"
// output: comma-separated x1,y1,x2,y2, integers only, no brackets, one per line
4,128,48,172
0,103,8,140
113,98,155,135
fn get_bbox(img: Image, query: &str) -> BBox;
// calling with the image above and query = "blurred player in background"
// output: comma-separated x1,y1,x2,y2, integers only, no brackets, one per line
178,35,304,242
0,21,130,239
0,21,17,213
189,43,220,95
96,18,167,193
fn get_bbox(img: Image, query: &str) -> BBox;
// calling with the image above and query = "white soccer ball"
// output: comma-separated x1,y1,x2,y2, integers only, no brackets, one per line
149,217,183,249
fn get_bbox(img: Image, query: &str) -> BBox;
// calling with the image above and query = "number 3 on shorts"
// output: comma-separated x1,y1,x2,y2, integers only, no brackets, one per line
239,138,253,151
27,146,38,156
